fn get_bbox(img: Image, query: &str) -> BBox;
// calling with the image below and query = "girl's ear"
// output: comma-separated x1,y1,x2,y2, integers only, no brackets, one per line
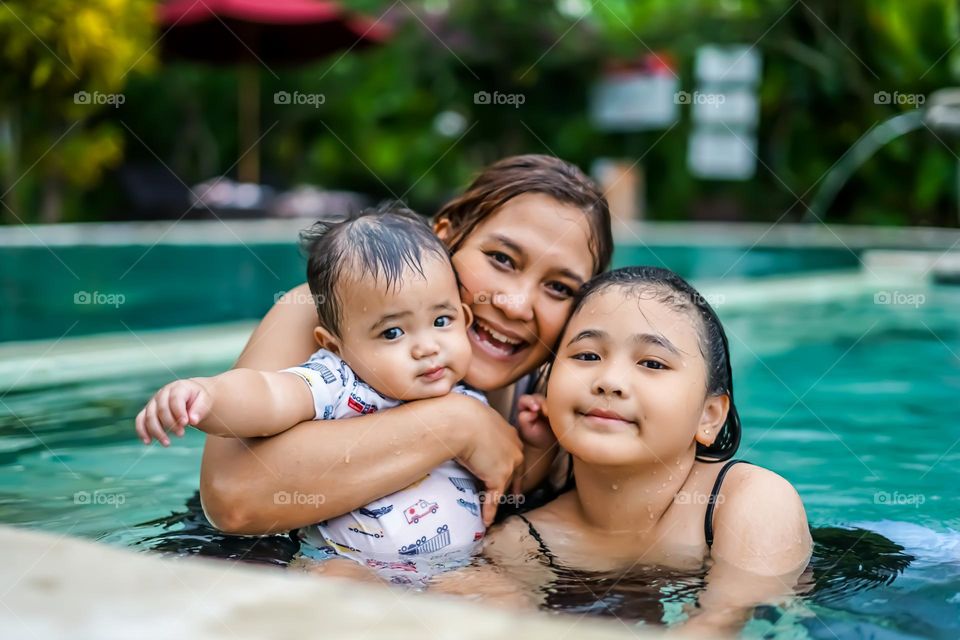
314,326,341,355
434,217,452,242
694,394,729,447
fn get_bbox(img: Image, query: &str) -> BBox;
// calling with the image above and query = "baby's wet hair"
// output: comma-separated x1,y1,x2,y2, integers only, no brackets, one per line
560,266,741,461
299,201,452,338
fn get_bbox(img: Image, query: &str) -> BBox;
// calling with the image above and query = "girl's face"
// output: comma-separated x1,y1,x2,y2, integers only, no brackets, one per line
545,287,729,466
437,193,596,392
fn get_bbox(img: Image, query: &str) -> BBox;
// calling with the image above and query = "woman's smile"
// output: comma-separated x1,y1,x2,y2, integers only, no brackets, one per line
468,316,530,360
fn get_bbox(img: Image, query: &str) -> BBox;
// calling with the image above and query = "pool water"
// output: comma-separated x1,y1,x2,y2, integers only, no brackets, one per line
1,285,959,637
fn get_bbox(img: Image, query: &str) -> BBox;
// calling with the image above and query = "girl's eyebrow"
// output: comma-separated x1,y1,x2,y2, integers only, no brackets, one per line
490,233,586,285
567,328,682,356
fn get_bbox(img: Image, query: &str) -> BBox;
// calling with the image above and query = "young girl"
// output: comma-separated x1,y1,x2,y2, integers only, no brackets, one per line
434,267,812,634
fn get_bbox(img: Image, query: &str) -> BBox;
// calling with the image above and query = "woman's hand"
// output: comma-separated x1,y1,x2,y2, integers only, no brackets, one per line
449,394,525,526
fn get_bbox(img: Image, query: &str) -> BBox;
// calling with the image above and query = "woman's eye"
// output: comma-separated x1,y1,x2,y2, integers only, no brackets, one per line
546,281,575,298
572,352,600,361
486,251,514,268
434,315,453,328
381,327,404,340
639,359,666,370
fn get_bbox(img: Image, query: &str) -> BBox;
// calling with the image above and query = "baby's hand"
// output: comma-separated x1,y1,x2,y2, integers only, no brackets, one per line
516,394,555,451
135,379,212,446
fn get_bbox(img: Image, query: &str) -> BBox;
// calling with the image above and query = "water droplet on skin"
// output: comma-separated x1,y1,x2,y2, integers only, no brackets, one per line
344,455,351,463
668,475,673,481
611,484,619,491
661,483,666,488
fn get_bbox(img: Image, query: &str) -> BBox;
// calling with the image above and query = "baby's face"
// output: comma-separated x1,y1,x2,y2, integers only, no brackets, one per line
326,255,473,401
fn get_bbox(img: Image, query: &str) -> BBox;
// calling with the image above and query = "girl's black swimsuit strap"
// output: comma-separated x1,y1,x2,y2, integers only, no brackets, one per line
517,514,559,568
704,459,750,548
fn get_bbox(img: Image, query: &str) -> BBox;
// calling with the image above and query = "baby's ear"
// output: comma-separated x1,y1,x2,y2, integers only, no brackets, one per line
460,301,474,328
695,394,729,447
434,217,452,242
314,326,341,355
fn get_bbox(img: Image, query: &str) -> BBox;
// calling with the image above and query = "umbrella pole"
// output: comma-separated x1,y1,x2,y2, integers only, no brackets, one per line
237,66,260,183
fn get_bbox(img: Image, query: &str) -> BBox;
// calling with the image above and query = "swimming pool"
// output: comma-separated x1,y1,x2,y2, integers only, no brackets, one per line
1,264,958,637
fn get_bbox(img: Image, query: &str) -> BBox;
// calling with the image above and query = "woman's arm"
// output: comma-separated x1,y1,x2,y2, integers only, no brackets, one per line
199,283,524,533
200,393,523,533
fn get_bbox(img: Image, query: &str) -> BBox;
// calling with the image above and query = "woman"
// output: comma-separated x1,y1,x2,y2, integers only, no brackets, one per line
198,155,614,534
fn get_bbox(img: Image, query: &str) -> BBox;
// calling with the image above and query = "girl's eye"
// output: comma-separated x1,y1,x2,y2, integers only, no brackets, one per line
639,359,666,370
382,327,404,340
486,251,515,268
572,352,600,361
434,315,453,328
546,281,575,298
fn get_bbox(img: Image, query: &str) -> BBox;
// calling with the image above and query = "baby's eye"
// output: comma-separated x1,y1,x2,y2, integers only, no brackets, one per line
639,359,666,370
571,352,600,361
434,315,453,328
381,327,404,340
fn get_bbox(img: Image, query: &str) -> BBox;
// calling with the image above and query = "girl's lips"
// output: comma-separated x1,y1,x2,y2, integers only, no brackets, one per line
578,409,637,429
468,322,529,361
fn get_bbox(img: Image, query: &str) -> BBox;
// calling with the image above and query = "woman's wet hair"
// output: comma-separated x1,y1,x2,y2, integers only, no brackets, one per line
434,154,614,275
299,201,451,337
558,266,741,462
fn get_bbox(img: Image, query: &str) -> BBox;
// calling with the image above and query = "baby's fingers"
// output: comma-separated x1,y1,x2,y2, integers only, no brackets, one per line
135,408,151,444
168,385,194,437
144,398,170,447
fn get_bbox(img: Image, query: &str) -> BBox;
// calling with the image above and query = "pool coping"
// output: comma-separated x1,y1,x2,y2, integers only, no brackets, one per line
0,265,929,392
2,218,960,249
0,524,668,640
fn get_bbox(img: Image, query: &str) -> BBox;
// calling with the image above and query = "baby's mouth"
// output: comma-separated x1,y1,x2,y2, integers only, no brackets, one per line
469,317,529,358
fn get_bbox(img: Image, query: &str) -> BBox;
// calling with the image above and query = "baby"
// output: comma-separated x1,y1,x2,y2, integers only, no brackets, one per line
135,203,487,583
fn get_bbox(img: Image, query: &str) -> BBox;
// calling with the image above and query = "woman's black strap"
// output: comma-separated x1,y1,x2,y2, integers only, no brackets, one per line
704,459,750,548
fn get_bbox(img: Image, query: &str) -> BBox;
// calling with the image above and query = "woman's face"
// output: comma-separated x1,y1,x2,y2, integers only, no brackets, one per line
437,193,596,392
545,288,729,466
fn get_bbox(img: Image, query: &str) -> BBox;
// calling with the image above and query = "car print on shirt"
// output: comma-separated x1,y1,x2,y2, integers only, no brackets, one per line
399,525,451,555
456,498,479,516
404,499,438,524
448,476,479,494
347,393,378,415
348,525,385,539
304,361,337,385
365,558,418,573
359,505,394,519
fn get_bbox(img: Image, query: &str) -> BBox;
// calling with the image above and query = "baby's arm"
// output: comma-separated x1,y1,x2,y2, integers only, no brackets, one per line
136,369,315,445
680,466,812,636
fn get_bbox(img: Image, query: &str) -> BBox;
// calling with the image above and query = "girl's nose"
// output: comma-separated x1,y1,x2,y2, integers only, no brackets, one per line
593,371,626,397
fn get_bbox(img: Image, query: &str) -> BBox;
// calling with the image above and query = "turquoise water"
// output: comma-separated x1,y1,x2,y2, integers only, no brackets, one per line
1,284,958,636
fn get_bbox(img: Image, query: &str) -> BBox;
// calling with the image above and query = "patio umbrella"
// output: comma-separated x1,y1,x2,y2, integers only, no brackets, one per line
158,0,390,183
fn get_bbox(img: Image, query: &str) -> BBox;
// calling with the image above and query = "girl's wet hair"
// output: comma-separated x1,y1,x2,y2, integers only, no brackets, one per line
299,202,451,337
560,266,741,462
434,154,614,275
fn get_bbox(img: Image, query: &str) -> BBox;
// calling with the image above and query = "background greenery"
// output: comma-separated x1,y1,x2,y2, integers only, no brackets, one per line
1,0,959,226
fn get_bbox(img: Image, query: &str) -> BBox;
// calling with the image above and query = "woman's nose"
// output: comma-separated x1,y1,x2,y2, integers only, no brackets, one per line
492,284,534,323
